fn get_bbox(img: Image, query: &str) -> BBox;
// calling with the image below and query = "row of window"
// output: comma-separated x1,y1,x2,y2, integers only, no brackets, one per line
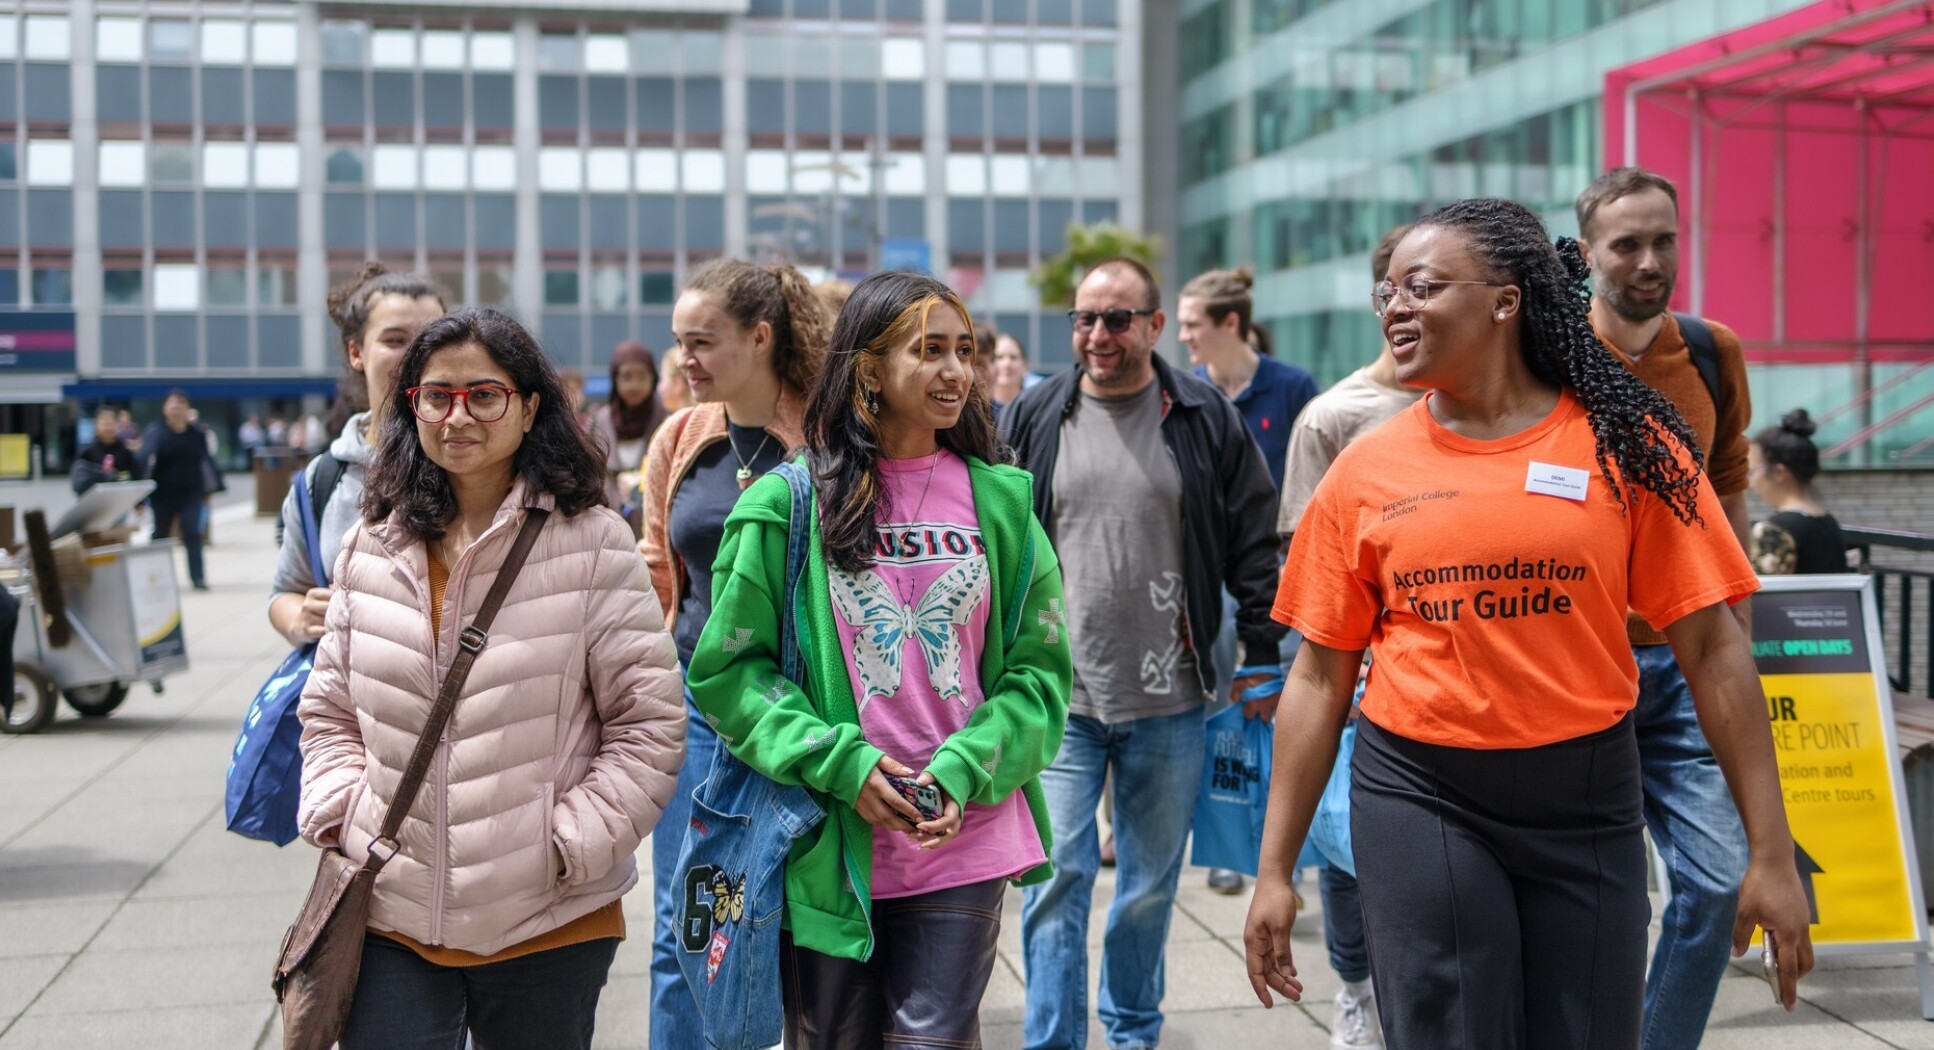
14,65,1120,147
11,138,1123,199
746,0,1118,25
7,17,1119,82
71,189,1106,256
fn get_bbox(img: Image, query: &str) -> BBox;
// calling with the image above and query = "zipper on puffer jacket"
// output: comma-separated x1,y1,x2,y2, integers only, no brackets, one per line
426,507,515,945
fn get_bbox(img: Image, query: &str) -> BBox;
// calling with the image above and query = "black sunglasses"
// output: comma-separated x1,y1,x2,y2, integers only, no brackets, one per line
1068,308,1155,334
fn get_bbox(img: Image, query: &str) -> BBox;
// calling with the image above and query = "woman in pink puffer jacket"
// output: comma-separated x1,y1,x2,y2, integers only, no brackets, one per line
298,307,686,1050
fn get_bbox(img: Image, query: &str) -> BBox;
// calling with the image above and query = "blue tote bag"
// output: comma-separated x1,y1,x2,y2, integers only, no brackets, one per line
224,478,327,845
1189,704,1273,876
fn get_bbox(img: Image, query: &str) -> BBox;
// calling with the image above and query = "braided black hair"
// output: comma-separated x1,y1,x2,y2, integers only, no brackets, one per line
1415,198,1707,524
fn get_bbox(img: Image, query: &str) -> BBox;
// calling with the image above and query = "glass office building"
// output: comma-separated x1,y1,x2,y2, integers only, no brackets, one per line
1176,0,1819,390
0,0,1137,454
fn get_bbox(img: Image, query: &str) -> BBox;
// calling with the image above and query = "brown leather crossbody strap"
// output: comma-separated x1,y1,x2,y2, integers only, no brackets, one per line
365,508,550,871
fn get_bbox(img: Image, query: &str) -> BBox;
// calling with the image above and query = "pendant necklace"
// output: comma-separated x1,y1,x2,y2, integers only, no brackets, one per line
889,451,944,609
727,425,775,489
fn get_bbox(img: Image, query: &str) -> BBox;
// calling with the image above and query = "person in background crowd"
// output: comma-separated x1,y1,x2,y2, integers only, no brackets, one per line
72,404,146,495
238,414,267,458
1246,199,1811,1049
299,307,686,1050
1577,166,1758,1049
142,390,218,591
658,354,694,414
116,409,142,448
990,331,1036,414
296,413,329,455
1748,409,1848,575
561,368,594,430
970,318,999,401
1004,258,1285,1050
814,277,856,319
638,259,830,1050
1270,224,1420,1050
269,263,446,649
590,340,669,519
1182,267,1316,493
1178,264,1317,896
687,271,1072,1048
267,414,290,448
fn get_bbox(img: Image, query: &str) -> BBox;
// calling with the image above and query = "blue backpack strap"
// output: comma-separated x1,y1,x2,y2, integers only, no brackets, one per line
772,459,813,685
293,466,330,589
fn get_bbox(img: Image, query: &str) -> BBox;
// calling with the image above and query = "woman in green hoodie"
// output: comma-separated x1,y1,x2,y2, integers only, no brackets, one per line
688,271,1072,1048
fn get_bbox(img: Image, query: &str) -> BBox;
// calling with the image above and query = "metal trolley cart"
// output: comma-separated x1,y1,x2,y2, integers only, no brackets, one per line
3,482,191,734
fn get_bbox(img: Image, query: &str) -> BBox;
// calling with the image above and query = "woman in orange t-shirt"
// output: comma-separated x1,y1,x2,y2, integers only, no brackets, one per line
1240,199,1812,1050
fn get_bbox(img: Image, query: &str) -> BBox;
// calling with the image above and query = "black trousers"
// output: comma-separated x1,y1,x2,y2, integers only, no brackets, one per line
339,933,618,1050
1352,715,1649,1050
782,877,1007,1050
149,497,206,587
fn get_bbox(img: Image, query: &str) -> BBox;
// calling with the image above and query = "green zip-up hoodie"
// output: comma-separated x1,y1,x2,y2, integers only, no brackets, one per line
687,455,1071,962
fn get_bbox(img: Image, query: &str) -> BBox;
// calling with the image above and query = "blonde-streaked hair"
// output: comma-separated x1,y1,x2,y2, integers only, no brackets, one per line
804,272,1007,573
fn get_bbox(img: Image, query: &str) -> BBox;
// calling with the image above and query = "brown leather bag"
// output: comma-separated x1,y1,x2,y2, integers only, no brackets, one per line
271,509,549,1050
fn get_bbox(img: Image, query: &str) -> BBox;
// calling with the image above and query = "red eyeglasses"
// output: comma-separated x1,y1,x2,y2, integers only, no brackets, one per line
406,384,520,423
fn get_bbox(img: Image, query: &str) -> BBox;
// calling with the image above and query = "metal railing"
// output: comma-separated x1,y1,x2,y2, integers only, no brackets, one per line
1847,526,1934,696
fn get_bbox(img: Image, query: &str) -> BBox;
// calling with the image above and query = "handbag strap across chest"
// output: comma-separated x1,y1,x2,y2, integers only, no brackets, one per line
366,508,549,872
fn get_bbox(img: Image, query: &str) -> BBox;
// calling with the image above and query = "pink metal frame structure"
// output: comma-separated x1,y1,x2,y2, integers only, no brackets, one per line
1605,0,1934,458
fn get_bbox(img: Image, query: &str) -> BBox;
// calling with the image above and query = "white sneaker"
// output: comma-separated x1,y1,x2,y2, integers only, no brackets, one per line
1330,985,1384,1050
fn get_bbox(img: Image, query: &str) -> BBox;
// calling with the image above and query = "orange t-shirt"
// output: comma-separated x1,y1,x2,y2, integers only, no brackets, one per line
1274,390,1758,749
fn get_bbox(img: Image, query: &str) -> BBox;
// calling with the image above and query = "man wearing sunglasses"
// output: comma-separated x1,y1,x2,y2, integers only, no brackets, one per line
1001,258,1285,1050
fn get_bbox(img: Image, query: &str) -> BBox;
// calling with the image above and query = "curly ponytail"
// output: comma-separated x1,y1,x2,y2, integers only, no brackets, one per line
684,259,831,396
1416,198,1707,524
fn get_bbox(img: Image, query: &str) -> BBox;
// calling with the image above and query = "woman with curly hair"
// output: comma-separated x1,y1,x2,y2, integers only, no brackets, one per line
687,271,1071,1046
1242,199,1812,1049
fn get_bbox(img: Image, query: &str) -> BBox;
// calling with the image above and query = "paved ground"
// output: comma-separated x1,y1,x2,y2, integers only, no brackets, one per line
2,484,1933,1048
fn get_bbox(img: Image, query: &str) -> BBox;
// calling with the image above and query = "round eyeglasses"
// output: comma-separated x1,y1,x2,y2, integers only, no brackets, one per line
407,384,520,424
1372,276,1510,318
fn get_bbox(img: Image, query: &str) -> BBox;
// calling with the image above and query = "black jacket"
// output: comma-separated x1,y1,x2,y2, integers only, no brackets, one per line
1000,353,1286,697
70,439,145,495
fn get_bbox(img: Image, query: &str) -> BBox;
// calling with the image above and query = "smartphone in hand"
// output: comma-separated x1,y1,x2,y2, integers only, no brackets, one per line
883,773,943,823
1762,930,1782,1006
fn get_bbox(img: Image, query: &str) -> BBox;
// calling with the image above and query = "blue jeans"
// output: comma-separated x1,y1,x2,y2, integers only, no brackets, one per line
1633,643,1748,1050
649,691,719,1050
1021,707,1205,1050
1319,864,1371,984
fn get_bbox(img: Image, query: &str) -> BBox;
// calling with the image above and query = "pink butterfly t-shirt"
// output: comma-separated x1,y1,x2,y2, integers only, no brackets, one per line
829,449,1047,899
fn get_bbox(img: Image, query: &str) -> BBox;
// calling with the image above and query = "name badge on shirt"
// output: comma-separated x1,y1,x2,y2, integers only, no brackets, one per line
1525,461,1590,502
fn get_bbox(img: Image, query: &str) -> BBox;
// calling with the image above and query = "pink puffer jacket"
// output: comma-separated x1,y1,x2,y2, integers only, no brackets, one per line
297,484,686,956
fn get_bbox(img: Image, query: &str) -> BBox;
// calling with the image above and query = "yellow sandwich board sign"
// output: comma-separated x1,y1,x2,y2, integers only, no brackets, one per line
1751,575,1932,1014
